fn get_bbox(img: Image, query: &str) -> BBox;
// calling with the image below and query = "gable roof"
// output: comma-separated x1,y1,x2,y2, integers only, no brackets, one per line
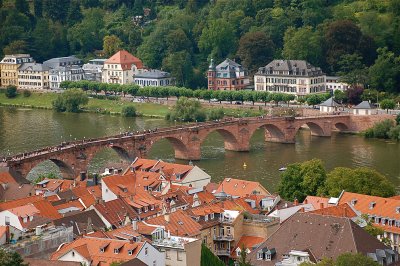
94,198,138,227
248,212,390,265
0,171,18,184
51,237,145,264
354,101,375,109
309,203,358,218
0,195,42,211
303,196,330,210
215,178,271,198
105,50,143,70
319,97,340,107
53,209,106,236
231,236,265,258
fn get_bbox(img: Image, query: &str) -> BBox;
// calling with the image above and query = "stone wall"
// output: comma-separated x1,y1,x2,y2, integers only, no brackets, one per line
349,114,396,132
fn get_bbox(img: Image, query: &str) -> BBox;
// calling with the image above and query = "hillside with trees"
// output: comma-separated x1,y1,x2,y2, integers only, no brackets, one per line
1,0,400,91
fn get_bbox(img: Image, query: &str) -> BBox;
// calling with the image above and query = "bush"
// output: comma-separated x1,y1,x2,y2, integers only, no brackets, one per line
388,125,400,140
208,108,224,120
52,88,89,113
5,85,17,98
121,106,137,117
166,97,206,122
396,113,400,125
22,90,31,97
364,119,394,139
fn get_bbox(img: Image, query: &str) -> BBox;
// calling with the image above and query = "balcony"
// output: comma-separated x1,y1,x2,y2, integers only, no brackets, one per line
213,235,234,241
215,249,231,256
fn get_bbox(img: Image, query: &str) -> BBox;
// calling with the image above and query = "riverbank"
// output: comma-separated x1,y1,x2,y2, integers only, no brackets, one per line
0,91,267,118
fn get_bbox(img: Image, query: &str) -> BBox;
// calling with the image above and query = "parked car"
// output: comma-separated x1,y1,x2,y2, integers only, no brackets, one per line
210,98,219,102
235,101,242,105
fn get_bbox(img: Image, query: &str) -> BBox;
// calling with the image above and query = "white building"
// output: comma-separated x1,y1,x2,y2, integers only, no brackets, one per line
275,250,312,266
254,60,326,97
353,101,376,115
319,97,340,113
49,65,84,89
82,59,106,82
326,76,349,92
43,56,82,69
17,63,50,90
102,50,143,84
134,69,174,87
0,204,39,231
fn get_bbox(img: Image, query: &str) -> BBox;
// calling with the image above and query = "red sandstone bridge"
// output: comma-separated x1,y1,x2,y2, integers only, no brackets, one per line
0,114,385,179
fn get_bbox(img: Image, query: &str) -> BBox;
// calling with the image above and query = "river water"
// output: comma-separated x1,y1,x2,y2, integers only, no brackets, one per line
1,107,399,191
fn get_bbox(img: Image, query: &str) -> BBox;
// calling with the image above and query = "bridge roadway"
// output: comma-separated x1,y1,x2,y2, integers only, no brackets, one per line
0,114,382,179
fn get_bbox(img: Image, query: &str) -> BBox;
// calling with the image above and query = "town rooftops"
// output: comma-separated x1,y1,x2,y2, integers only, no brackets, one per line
0,195,42,211
248,212,392,265
231,235,266,258
257,59,324,77
53,209,107,236
214,178,271,198
354,101,375,109
1,54,34,64
303,196,330,210
18,63,50,72
43,56,82,68
51,236,146,265
135,69,171,79
105,50,143,69
319,97,340,107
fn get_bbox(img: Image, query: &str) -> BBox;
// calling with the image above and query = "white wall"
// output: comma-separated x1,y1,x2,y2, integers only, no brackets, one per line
0,211,23,231
173,166,211,189
58,250,90,265
136,242,165,266
101,179,118,202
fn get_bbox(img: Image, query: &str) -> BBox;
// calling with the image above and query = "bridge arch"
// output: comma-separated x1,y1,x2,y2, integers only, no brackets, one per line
334,122,350,132
296,122,326,136
200,127,245,152
86,144,133,174
147,136,192,160
25,158,75,181
249,123,286,144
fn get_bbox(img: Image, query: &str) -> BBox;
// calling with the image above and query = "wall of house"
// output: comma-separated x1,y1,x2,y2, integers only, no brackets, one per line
241,220,279,240
136,242,165,266
177,166,211,189
0,211,22,231
101,180,118,202
184,239,201,266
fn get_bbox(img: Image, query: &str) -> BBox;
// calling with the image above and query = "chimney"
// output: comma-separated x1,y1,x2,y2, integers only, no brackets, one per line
93,174,98,185
132,220,138,231
299,207,305,212
294,199,299,206
5,226,10,243
164,213,170,223
80,172,86,181
304,199,308,204
320,202,324,209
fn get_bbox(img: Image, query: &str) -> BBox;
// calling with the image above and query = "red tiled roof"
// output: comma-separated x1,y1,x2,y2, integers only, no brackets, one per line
0,172,17,184
102,174,136,198
146,209,202,237
51,237,145,264
0,195,42,211
33,200,62,219
215,178,270,198
130,159,194,182
55,200,85,212
303,196,330,210
94,198,138,227
231,236,265,258
309,203,358,218
105,50,143,70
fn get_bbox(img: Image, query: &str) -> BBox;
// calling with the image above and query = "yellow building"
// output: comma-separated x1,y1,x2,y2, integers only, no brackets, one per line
0,54,34,87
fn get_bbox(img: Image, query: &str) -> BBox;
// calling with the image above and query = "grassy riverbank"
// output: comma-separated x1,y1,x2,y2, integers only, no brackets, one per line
0,91,266,118
0,92,170,117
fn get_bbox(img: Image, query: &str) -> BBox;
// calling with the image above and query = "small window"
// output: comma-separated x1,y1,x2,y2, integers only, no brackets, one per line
145,247,148,255
114,249,119,254
257,251,263,260
266,254,271,261
128,250,133,255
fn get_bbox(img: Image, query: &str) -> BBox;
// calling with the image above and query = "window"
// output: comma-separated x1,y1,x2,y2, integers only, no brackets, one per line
128,249,133,255
227,227,231,235
257,251,263,260
145,247,148,255
236,249,241,257
266,254,271,261
114,249,119,254
210,213,214,219
153,261,156,266
5,216,10,225
177,251,183,261
166,249,170,259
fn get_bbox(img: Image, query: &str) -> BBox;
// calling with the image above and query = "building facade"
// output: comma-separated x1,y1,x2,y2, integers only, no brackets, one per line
326,76,349,92
207,58,250,91
82,59,106,82
134,69,174,87
254,60,326,97
102,50,143,84
43,56,83,69
49,66,84,89
0,54,34,87
17,63,50,90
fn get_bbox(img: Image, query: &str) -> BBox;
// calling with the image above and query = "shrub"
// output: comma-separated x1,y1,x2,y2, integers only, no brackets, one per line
5,85,17,98
208,108,224,120
121,106,136,117
165,97,206,122
52,88,89,113
396,113,400,125
22,90,31,97
372,119,394,139
388,125,400,140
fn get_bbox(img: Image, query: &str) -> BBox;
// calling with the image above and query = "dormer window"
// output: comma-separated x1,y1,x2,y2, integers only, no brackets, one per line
144,206,148,213
351,199,357,206
396,208,400,214
204,215,208,221
23,217,28,223
236,249,241,257
266,254,271,261
100,248,105,253
257,251,263,260
150,205,155,211
369,202,376,209
114,249,119,254
128,249,133,255
210,213,214,219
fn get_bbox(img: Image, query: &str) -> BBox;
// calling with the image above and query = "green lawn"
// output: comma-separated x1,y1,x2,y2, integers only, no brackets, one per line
0,92,170,117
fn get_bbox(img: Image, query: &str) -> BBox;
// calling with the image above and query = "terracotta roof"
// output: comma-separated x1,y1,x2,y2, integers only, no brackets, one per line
33,200,62,219
55,200,85,212
8,204,39,217
231,236,265,258
303,196,330,210
94,198,138,227
146,209,202,237
105,50,143,70
310,203,358,218
248,212,391,265
215,178,271,198
51,237,145,264
0,195,42,211
106,224,141,240
45,195,60,202
102,173,137,198
205,182,219,193
0,182,34,201
338,192,400,221
0,171,17,184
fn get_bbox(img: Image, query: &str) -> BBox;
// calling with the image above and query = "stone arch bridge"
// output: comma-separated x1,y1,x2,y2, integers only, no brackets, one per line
0,114,387,179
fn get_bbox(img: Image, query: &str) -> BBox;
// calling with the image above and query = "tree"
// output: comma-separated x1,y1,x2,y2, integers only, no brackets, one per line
208,108,224,120
121,106,136,117
52,88,89,113
334,90,346,104
34,0,43,17
43,0,70,22
335,253,380,266
346,86,363,105
368,47,400,94
380,99,396,113
15,0,29,14
323,167,396,197
337,54,368,87
0,249,27,266
237,31,274,73
396,113,400,125
306,94,323,106
5,85,17,98
67,0,83,26
238,245,252,266
201,244,225,266
103,35,123,57
283,26,323,67
162,51,194,87
3,40,28,55
165,97,206,122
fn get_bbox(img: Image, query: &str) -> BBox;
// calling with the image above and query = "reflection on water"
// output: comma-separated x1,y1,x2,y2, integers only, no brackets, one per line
1,107,399,191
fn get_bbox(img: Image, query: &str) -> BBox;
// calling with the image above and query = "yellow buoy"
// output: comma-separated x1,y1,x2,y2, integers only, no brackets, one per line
243,162,247,169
